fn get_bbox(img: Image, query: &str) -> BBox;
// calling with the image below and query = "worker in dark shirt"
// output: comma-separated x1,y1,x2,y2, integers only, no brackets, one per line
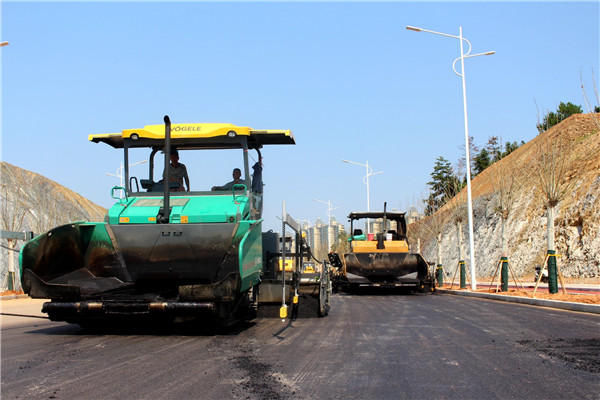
212,168,244,191
163,149,190,191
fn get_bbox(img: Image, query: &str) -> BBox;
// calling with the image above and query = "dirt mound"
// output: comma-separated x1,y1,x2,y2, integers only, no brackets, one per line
1,161,106,234
413,113,600,279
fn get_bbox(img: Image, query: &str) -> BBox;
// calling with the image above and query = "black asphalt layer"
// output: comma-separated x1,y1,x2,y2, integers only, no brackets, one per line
2,293,599,400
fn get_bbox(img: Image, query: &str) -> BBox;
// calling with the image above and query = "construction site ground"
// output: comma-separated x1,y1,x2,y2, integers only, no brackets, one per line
438,279,600,305
2,293,599,400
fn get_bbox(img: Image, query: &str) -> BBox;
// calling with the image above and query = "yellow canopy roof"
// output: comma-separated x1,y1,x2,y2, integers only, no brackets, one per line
89,123,295,148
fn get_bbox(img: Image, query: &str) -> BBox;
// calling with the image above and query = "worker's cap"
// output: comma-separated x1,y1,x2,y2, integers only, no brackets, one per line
169,148,179,156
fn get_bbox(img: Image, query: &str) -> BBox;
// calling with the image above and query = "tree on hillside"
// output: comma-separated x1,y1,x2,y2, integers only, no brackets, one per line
485,136,502,163
501,141,523,158
536,102,583,133
424,157,462,215
444,179,469,288
457,136,479,179
406,221,422,254
473,148,491,175
418,210,447,286
491,161,521,291
537,140,575,294
580,70,600,131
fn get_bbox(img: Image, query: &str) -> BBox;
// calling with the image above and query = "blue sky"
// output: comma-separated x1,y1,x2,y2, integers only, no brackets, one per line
1,1,598,232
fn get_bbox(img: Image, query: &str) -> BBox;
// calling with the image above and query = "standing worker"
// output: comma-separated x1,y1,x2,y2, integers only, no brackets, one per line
164,149,190,191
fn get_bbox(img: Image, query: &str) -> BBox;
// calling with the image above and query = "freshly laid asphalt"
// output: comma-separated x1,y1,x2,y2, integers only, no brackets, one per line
1,292,599,400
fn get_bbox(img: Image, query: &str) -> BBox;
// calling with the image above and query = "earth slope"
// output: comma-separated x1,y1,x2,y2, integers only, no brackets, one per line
412,113,600,278
1,161,106,235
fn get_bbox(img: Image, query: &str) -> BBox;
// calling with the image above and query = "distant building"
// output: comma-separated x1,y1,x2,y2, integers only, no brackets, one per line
305,218,345,257
369,219,397,235
366,207,422,235
406,207,423,225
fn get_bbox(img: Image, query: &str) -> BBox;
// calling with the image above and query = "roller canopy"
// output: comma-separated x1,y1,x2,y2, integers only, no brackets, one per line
89,123,295,149
348,212,406,220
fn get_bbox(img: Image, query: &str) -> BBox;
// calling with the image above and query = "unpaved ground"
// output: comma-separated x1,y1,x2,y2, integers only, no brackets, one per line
440,280,600,304
475,289,600,304
0,290,24,296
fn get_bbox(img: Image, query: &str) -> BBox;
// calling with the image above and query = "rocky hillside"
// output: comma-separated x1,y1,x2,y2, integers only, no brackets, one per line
1,162,107,289
1,162,106,236
411,113,600,279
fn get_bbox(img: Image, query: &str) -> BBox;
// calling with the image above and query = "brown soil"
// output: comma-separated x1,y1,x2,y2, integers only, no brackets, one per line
442,285,600,304
516,275,600,285
0,290,25,296
411,113,600,279
483,289,600,304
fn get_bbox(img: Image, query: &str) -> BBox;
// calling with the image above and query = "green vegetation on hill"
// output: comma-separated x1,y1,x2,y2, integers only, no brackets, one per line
537,102,583,133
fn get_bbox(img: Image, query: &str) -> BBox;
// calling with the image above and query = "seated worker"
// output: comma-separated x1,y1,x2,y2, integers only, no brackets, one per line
212,168,244,191
163,149,190,191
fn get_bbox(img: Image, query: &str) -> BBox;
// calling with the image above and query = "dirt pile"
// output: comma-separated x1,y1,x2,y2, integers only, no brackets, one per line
413,113,600,279
1,162,106,234
1,162,106,289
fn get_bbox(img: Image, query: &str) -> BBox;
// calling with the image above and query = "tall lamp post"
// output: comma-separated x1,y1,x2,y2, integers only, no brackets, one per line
106,160,147,193
342,159,383,234
406,25,495,290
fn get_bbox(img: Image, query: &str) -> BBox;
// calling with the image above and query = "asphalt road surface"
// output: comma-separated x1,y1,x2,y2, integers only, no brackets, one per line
2,292,599,400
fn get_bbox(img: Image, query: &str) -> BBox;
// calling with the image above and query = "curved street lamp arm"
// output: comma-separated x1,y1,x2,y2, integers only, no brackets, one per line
362,170,383,184
406,25,471,54
406,26,460,40
462,37,472,56
342,159,367,168
452,50,496,76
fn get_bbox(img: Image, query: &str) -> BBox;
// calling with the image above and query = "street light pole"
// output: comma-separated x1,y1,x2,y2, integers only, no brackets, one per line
342,159,383,234
458,26,477,292
106,159,147,195
314,199,338,251
406,25,495,290
317,199,333,226
365,161,370,214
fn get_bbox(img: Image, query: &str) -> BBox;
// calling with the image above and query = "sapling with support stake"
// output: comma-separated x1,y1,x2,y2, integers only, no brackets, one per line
443,179,471,290
537,139,575,294
488,153,523,292
419,210,446,286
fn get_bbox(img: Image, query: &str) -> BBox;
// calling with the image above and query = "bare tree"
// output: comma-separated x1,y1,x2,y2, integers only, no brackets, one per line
0,182,30,291
490,158,522,291
457,136,479,179
443,181,466,257
580,69,600,131
417,210,447,284
444,181,469,287
492,156,521,260
537,139,575,293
